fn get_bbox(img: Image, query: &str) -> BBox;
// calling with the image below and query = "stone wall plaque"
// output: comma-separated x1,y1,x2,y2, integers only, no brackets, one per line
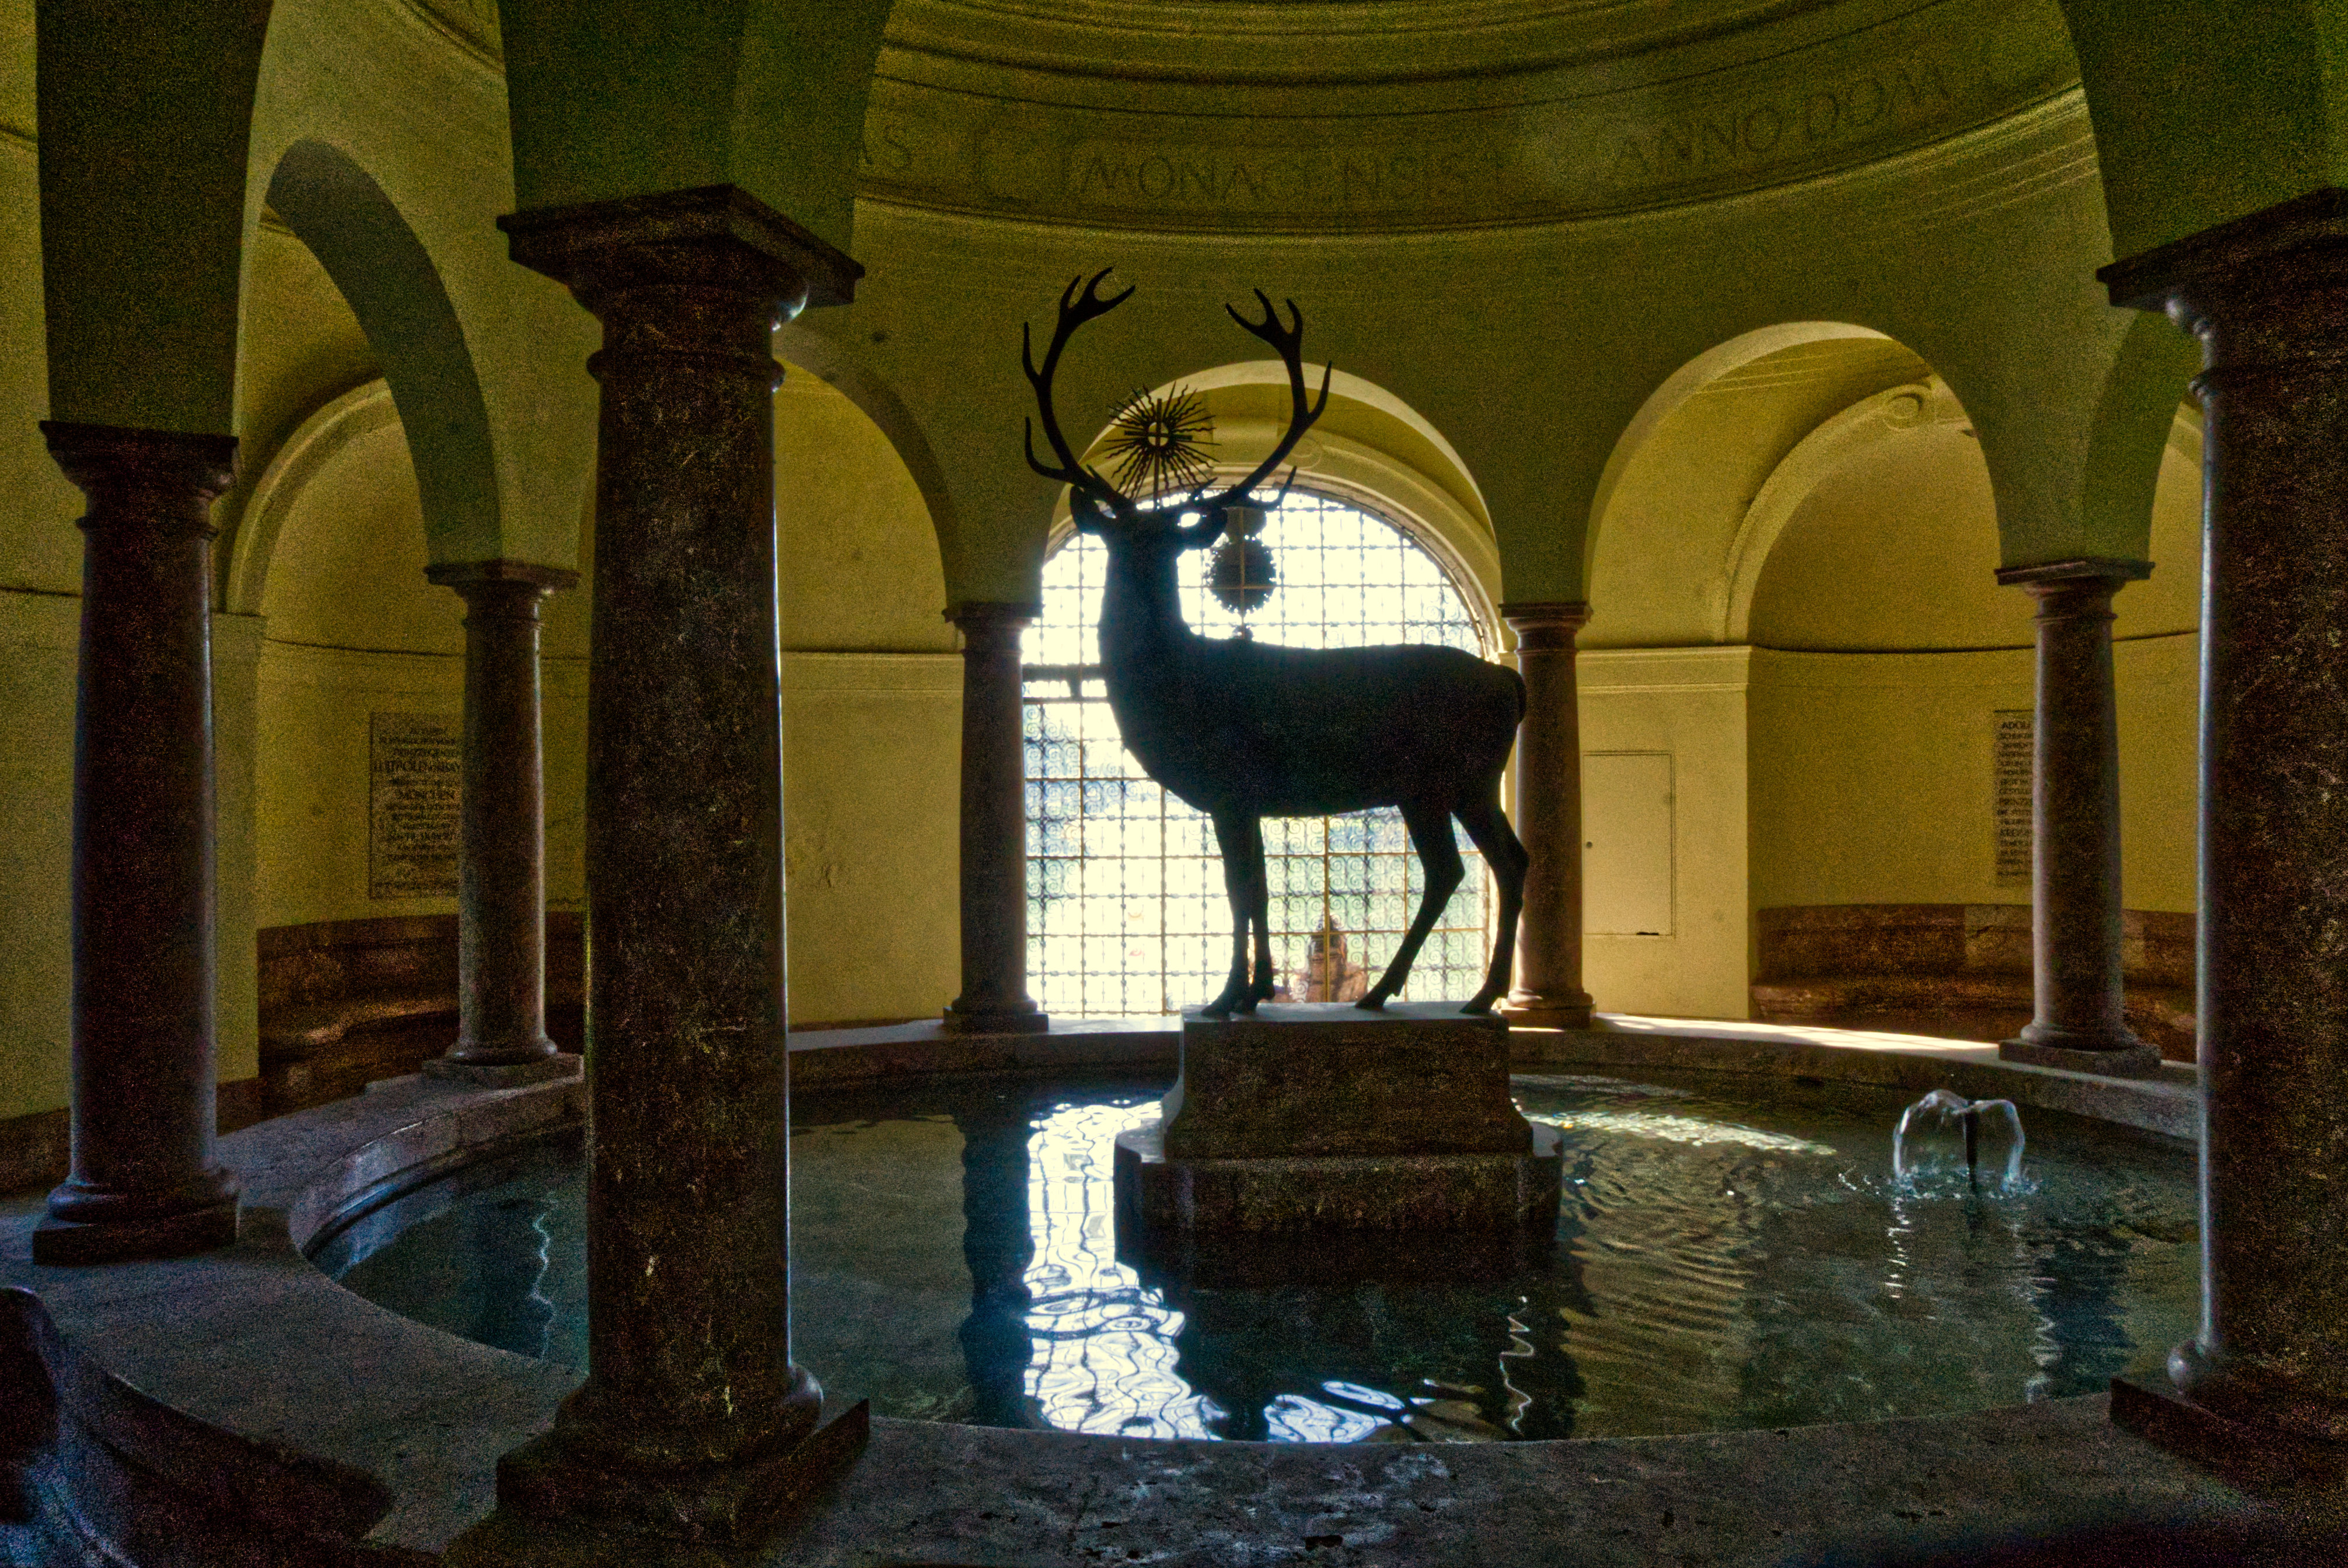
370,712,461,899
1994,709,2032,886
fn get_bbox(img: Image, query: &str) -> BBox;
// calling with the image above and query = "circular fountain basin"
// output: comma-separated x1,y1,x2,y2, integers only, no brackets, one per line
310,1069,2197,1446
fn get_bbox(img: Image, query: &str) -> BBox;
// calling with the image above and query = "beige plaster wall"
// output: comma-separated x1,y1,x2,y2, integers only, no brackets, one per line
776,362,956,653
247,358,958,1030
1578,648,1753,1021
0,588,75,1121
1748,646,2036,916
254,415,466,930
781,653,960,1027
2115,633,2197,915
1747,419,2028,652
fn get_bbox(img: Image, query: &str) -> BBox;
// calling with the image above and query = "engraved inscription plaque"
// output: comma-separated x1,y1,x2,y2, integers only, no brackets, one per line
370,712,460,899
1993,709,2032,886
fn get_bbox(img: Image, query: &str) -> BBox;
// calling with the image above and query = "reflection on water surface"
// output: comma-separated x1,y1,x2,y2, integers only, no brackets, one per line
316,1072,2197,1443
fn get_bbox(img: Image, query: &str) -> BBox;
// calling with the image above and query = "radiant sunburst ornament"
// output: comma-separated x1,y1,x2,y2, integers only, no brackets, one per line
1101,385,1217,499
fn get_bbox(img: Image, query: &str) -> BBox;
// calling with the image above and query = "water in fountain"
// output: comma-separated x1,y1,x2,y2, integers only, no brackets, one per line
1893,1088,2026,1189
318,1072,2195,1441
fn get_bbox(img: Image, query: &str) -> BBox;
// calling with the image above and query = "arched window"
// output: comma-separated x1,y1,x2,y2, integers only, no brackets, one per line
1024,489,1494,1017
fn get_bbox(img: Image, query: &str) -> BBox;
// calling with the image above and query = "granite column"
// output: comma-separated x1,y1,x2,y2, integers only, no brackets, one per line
943,601,1048,1034
34,424,241,1266
424,560,576,1078
2102,190,2348,1471
492,186,865,1541
1499,601,1595,1029
1996,560,2161,1077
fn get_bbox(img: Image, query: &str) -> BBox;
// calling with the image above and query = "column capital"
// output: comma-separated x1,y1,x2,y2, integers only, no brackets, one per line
1501,601,1591,654
498,184,862,312
1498,600,1592,629
40,422,237,536
2100,187,2348,315
1995,558,2152,594
946,601,1041,646
426,558,582,596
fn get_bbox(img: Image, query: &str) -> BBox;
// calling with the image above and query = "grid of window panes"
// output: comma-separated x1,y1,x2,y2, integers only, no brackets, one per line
1025,490,1493,1017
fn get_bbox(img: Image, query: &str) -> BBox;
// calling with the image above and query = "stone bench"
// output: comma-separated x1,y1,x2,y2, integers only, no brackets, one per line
1749,904,2195,1062
257,913,583,1114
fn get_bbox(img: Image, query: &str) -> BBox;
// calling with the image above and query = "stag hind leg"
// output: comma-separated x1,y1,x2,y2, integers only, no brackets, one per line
1454,782,1529,1014
1360,798,1464,1010
1244,817,1277,1008
1204,810,1271,1017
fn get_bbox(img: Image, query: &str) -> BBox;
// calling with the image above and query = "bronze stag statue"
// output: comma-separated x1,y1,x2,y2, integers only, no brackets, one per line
1023,271,1529,1017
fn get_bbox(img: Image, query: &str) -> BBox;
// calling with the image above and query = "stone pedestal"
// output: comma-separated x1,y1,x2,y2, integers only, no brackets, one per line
424,559,576,1080
34,422,241,1266
942,600,1048,1034
492,184,866,1544
1499,601,1595,1028
1115,1005,1561,1278
2100,188,2348,1466
1996,559,2162,1078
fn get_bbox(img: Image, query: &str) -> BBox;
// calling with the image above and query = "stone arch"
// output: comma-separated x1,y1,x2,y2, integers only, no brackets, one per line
223,378,400,617
774,321,960,596
1585,323,1959,647
2073,310,2203,566
1721,380,1970,642
260,138,501,564
1585,323,1892,588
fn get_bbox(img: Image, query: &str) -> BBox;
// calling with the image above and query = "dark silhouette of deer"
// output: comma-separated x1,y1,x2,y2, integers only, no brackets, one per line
1022,271,1531,1017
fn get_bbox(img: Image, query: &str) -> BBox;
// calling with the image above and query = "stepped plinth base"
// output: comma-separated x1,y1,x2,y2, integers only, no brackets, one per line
495,1399,869,1545
2111,1376,2348,1490
1114,1003,1561,1275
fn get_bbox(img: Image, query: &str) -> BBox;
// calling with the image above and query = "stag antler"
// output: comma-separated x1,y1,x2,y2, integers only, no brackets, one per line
1023,270,1135,516
1197,290,1333,514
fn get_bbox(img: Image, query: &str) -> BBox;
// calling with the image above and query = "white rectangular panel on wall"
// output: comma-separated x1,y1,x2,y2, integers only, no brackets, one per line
1584,750,1674,936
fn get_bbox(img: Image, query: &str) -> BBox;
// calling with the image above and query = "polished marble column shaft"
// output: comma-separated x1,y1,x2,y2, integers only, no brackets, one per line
425,560,576,1075
942,601,1048,1034
1996,560,2161,1077
494,185,865,1540
2101,189,2348,1466
1499,601,1595,1029
34,423,241,1266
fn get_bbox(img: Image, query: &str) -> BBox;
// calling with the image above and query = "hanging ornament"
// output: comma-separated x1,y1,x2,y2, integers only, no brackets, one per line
1208,503,1277,616
1100,384,1216,499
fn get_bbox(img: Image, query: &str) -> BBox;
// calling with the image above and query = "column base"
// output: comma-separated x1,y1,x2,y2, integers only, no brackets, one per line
2112,1376,2348,1490
497,1398,869,1545
32,1197,240,1266
1998,1033,2164,1078
1500,992,1595,1029
941,1001,1050,1035
422,1052,582,1088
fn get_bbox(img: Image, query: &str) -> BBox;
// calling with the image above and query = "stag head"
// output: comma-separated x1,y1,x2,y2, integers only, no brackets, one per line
1023,270,1333,542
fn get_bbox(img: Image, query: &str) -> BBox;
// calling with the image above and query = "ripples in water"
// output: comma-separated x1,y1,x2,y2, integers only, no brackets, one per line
314,1070,2197,1444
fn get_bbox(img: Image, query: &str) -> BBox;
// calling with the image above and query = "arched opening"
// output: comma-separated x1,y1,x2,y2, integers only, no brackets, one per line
1578,324,2029,1023
1025,488,1494,1017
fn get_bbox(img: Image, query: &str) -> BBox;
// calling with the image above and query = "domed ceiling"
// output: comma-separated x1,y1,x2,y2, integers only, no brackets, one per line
406,0,2082,230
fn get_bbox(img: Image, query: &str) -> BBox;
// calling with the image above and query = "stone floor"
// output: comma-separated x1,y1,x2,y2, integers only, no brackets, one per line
4,1018,2336,1566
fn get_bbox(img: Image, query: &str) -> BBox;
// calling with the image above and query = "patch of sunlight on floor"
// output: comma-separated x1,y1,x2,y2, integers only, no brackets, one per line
1587,1014,2000,1055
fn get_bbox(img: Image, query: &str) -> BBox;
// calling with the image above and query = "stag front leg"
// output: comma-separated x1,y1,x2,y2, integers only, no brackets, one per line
1204,810,1260,1017
1246,816,1277,1008
1361,799,1465,1010
1454,786,1529,1014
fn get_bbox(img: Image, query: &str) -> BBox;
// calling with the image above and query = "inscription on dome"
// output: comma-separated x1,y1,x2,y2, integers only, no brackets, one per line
860,44,1993,229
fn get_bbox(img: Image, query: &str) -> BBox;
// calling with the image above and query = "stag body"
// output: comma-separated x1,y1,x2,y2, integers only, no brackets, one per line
1026,272,1529,1017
